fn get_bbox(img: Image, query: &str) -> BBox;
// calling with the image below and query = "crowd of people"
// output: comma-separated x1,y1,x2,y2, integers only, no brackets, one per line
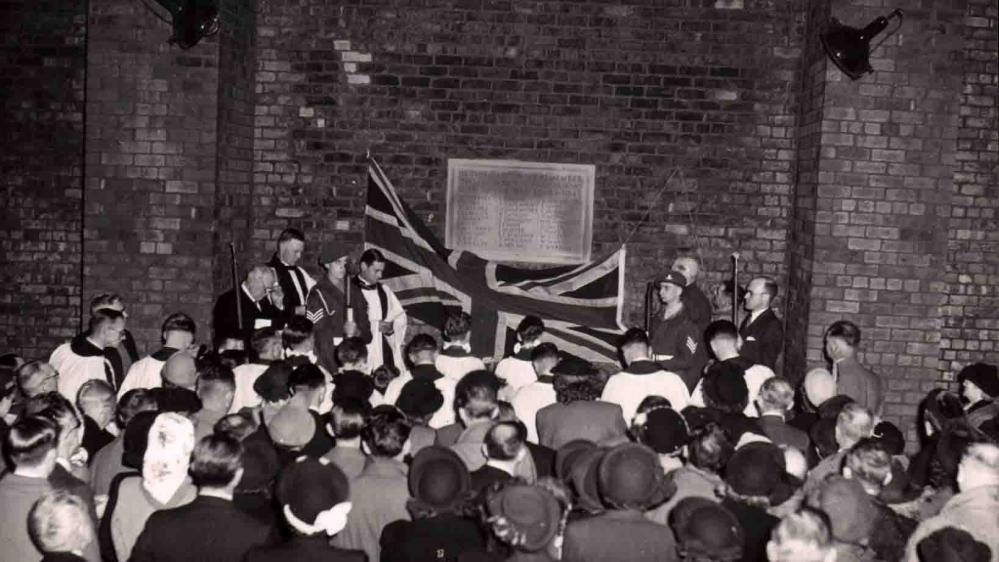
2,229,999,562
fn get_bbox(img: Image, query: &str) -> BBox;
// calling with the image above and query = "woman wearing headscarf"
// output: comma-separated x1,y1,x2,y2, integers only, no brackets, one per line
109,413,197,560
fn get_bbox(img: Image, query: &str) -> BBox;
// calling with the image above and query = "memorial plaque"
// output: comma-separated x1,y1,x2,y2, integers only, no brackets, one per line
445,159,595,264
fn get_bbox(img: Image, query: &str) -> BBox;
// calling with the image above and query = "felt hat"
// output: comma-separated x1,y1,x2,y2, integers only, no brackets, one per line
486,484,562,552
254,361,293,403
122,411,159,469
277,456,350,531
634,407,690,455
555,439,597,482
724,442,797,505
702,362,749,410
319,241,353,266
807,475,877,544
657,271,688,288
917,527,992,562
551,357,597,378
155,387,202,415
958,363,999,398
569,447,608,514
408,446,470,512
803,368,836,408
597,442,676,510
817,394,854,419
872,420,905,456
809,417,839,459
268,404,316,448
331,371,375,405
396,378,444,418
237,436,281,493
670,497,743,561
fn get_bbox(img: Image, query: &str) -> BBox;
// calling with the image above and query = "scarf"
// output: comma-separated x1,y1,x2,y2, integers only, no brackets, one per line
142,413,195,504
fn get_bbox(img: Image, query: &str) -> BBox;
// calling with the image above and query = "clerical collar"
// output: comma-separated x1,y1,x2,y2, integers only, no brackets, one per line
70,334,105,357
355,276,377,290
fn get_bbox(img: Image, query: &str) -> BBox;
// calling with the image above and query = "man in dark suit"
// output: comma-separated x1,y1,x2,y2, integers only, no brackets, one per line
212,265,285,348
739,277,784,370
130,433,272,562
470,422,520,494
536,358,628,450
754,377,810,452
825,320,883,416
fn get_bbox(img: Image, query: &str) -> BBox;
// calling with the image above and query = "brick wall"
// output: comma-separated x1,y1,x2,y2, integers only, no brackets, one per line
942,0,999,371
84,0,220,351
0,0,87,360
248,0,806,333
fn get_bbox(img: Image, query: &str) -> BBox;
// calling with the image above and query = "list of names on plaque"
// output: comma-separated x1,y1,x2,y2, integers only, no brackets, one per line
446,160,594,264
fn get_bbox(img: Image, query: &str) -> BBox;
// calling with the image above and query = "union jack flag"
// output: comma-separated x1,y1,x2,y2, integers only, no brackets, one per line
364,158,628,364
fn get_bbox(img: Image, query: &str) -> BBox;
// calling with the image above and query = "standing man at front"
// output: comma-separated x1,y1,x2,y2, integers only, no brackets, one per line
268,228,316,319
353,249,407,371
739,276,784,370
649,271,708,392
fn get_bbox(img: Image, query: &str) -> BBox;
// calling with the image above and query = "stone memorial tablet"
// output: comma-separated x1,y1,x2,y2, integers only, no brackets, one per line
445,159,594,264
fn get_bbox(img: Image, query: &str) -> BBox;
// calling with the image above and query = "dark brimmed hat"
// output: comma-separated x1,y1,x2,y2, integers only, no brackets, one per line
551,357,597,378
318,241,354,265
555,439,596,482
635,407,689,455
724,442,797,506
917,527,992,562
597,442,676,510
397,378,444,418
486,484,561,552
254,361,293,403
872,420,905,456
569,447,607,514
670,497,743,561
958,363,999,398
155,387,202,414
332,371,375,405
408,446,470,512
702,362,748,409
277,456,350,524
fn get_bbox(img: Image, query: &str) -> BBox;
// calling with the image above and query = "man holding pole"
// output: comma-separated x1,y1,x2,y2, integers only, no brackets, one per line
305,242,368,374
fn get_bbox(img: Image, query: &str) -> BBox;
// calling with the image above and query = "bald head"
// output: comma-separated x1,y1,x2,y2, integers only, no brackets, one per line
671,257,700,285
162,352,198,391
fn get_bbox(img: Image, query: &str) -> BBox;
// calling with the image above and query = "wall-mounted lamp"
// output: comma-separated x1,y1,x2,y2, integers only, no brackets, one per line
821,9,904,80
143,0,220,49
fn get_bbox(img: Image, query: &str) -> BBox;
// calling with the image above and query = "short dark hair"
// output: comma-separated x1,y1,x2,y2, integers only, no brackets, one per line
196,361,236,400
454,370,499,420
443,311,472,341
89,293,122,313
406,334,438,357
27,392,80,439
826,320,861,347
250,327,281,359
359,248,385,267
484,422,525,461
687,422,734,474
371,365,399,392
117,389,158,427
289,363,325,391
336,337,368,365
277,228,305,245
331,398,369,439
88,308,124,333
704,320,739,343
516,316,544,343
618,327,649,349
553,376,602,404
6,415,59,467
162,312,196,337
190,433,243,488
362,406,411,458
530,342,559,363
282,316,314,349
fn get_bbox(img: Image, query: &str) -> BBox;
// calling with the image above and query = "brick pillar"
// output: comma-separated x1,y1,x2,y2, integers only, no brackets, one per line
84,1,250,351
788,0,970,441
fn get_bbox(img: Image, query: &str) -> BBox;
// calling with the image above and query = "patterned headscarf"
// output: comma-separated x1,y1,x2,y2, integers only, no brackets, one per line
142,413,195,504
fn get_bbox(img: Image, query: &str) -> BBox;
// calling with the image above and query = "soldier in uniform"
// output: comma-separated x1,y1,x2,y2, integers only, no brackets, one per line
304,242,367,374
649,271,709,392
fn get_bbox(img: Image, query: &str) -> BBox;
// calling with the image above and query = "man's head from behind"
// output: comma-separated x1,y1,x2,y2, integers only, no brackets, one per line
705,320,740,360
116,388,158,429
361,406,412,459
843,438,892,495
196,361,236,413
251,327,284,363
283,316,314,353
76,379,116,429
162,351,198,391
483,421,527,464
406,334,438,366
455,370,499,426
530,343,559,376
329,398,369,441
443,311,473,344
88,308,126,349
516,316,544,347
756,377,795,416
618,327,651,365
190,433,244,491
835,403,874,451
289,363,326,410
766,508,836,562
161,312,196,350
7,415,60,474
335,337,368,373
